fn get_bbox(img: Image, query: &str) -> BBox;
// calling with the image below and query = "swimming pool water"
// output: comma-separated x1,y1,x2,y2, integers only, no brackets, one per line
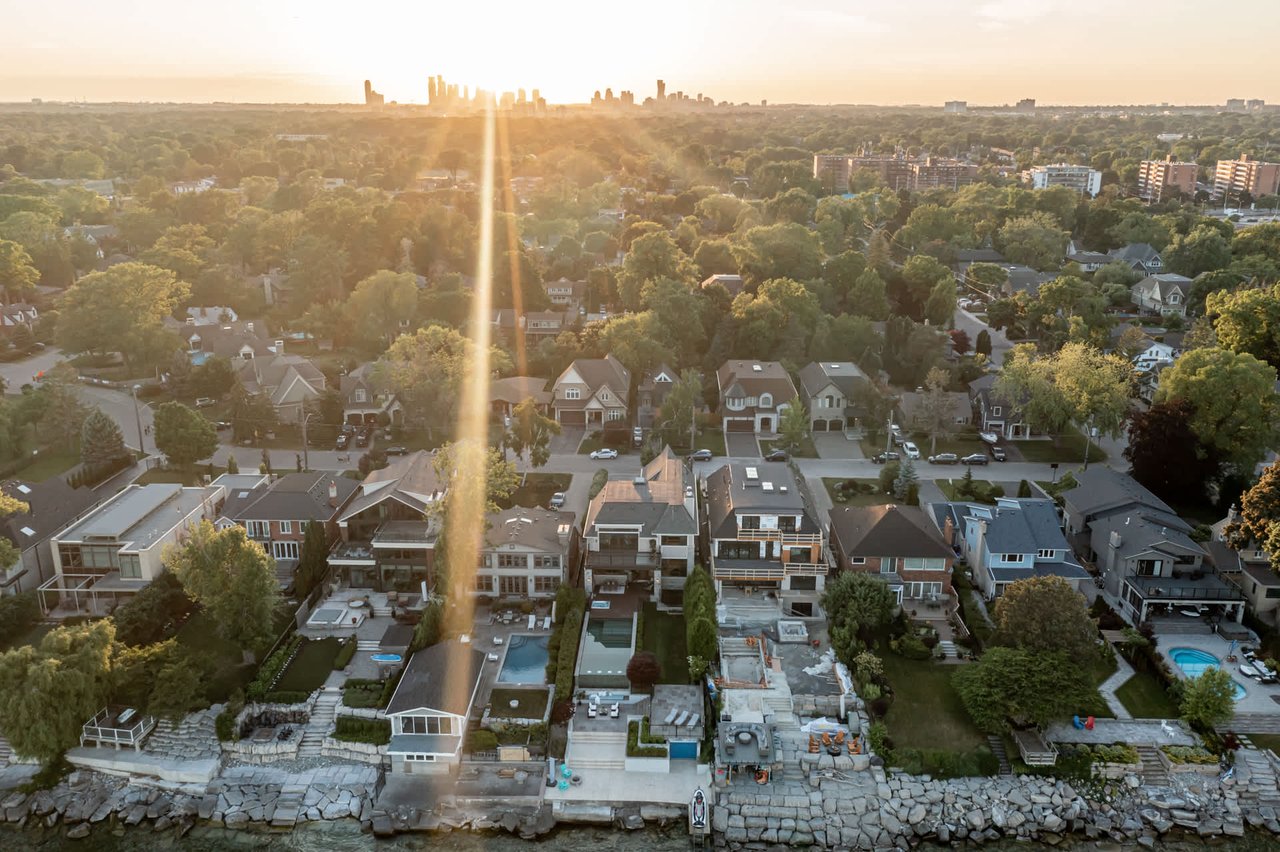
1168,647,1247,700
497,634,550,684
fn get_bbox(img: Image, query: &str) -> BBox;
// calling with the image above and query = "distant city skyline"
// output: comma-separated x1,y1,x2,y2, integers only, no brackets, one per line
2,0,1279,106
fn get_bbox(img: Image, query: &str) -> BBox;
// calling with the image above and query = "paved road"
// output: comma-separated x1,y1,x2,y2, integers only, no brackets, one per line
953,306,1013,367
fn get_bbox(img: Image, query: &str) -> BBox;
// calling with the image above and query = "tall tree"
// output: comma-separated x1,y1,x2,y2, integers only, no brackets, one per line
923,278,956,328
1225,461,1280,562
1164,224,1232,278
915,367,957,455
821,572,897,664
1125,400,1221,505
431,441,520,515
1179,668,1237,730
80,408,128,469
656,369,703,451
166,521,281,654
346,270,419,347
0,239,39,300
1206,284,1280,369
37,371,90,451
295,519,330,598
777,401,809,454
153,402,218,469
56,262,190,371
506,397,561,469
996,213,1070,271
1156,347,1279,470
953,648,1093,733
616,231,697,310
993,576,1097,661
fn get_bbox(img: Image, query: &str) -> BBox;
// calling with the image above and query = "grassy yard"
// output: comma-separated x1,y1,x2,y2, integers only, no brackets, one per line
503,472,571,510
823,477,897,507
488,687,550,719
935,479,1003,504
639,602,689,684
577,432,632,456
672,427,727,458
273,637,342,693
8,448,79,482
760,434,817,459
1012,430,1106,464
176,611,255,703
1248,734,1280,754
1115,670,1180,719
881,655,987,753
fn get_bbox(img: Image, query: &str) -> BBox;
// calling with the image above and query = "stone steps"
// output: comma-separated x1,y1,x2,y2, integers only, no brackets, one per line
987,735,1012,776
938,640,959,659
298,690,341,757
356,640,381,652
0,734,12,763
1228,713,1280,734
371,607,393,618
1135,745,1169,786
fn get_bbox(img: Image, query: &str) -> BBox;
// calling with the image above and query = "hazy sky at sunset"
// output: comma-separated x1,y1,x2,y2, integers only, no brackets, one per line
2,0,1277,106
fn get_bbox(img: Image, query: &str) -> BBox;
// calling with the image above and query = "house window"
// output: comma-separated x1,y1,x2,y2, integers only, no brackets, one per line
1000,554,1020,563
991,406,1002,417
607,409,624,421
534,555,560,569
1267,588,1280,600
118,553,142,579
404,754,436,762
760,393,773,409
880,557,896,574
599,390,610,402
717,541,758,560
273,541,300,560
279,521,293,535
787,546,810,563
534,576,559,594
402,716,455,735
1136,559,1160,577
741,515,760,530
497,554,526,568
564,388,581,400
849,556,866,565
778,516,797,532
1037,549,1056,559
1169,294,1180,304
354,388,368,403
246,521,270,538
498,576,525,595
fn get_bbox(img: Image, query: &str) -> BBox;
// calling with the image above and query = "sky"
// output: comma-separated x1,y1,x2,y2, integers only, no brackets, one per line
1,0,1278,106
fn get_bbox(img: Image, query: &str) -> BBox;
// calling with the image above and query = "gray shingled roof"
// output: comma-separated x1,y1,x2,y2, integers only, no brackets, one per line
828,505,952,560
484,506,576,551
385,641,486,717
234,472,358,522
797,362,869,401
1061,467,1178,523
704,463,816,540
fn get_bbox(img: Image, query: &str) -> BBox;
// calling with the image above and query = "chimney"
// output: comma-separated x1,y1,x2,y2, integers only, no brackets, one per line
943,515,955,545
1228,503,1240,524
328,479,338,507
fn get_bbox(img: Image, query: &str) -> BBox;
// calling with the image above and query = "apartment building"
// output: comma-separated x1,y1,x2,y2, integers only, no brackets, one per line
1213,155,1280,202
1138,156,1198,202
1022,163,1103,197
813,154,853,191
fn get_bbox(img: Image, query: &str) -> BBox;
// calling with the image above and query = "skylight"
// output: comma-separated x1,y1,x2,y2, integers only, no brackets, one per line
762,482,774,492
745,467,759,480
16,484,30,494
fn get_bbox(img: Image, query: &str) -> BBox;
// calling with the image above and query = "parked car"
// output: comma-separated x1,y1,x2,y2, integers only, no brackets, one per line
355,429,371,448
384,445,409,456
335,434,350,450
928,453,958,465
590,448,619,460
194,397,216,408
871,451,900,464
688,449,713,462
902,442,920,459
632,426,644,447
989,445,1007,462
549,492,566,509
961,453,989,466
764,449,788,462
214,420,232,431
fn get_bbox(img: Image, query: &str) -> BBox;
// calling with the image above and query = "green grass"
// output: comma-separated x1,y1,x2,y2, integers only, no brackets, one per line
577,432,632,456
176,611,255,703
1012,429,1106,464
638,602,689,684
667,427,727,458
923,435,987,457
823,477,897,507
1247,734,1280,755
881,654,987,752
488,687,550,719
760,434,817,459
935,479,1001,504
502,472,571,509
8,448,79,482
1115,671,1180,719
273,637,341,693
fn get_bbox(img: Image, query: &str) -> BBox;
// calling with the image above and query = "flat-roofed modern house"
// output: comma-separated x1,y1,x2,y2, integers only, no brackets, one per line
703,462,826,617
42,483,224,617
581,448,697,603
476,506,578,600
385,641,486,774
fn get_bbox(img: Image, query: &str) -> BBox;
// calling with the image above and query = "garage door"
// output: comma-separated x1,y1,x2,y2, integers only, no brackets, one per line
558,410,585,425
726,418,754,432
670,740,698,759
813,420,828,432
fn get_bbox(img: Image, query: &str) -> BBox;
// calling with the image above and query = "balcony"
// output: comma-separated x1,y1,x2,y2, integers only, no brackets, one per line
712,558,827,582
586,550,659,569
735,529,823,546
372,520,438,548
1126,572,1245,603
659,544,690,560
81,706,156,750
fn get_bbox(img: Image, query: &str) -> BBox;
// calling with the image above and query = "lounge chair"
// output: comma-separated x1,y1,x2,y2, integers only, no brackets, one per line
610,704,620,718
528,614,536,630
835,731,846,745
542,616,551,630
821,732,832,747
664,708,679,725
674,710,689,726
588,703,598,719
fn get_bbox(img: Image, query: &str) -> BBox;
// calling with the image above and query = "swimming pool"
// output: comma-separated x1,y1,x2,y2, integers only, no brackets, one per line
498,634,550,684
1168,647,1247,700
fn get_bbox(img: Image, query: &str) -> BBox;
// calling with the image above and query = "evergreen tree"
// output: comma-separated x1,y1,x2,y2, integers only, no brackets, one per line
975,330,992,357
893,457,918,501
80,408,127,469
296,519,329,598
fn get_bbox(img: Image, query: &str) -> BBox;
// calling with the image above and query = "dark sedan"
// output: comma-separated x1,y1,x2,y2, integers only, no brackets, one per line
928,453,959,465
961,453,990,466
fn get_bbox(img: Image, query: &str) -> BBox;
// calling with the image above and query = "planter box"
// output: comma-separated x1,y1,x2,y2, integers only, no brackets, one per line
1157,750,1219,776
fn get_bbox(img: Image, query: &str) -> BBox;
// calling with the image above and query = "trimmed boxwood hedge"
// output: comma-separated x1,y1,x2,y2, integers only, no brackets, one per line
333,716,390,745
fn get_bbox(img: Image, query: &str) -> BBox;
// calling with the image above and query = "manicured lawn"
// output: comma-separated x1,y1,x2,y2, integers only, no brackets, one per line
1115,670,1180,719
668,427,727,459
923,435,987,457
823,477,897,507
1012,430,1106,464
881,655,986,752
577,432,631,456
639,602,689,684
273,637,341,693
1248,734,1280,754
502,472,571,510
176,611,255,703
8,448,80,482
760,434,817,459
488,687,550,719
935,479,1002,504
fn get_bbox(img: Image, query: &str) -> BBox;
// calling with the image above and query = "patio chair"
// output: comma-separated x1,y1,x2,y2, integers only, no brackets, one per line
664,708,679,725
834,730,846,745
821,732,832,747
610,704,620,718
808,735,820,753
588,703,598,719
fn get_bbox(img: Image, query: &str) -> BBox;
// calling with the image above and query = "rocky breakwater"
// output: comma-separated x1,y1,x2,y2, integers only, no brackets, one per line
1,771,204,839
714,769,1280,849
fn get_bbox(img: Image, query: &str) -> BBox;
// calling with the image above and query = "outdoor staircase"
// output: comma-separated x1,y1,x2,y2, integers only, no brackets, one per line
1135,745,1170,786
763,696,799,731
565,731,627,770
356,639,382,652
371,604,393,618
937,640,959,660
0,734,12,763
1226,713,1280,735
143,708,220,761
987,735,1012,776
298,688,341,757
1234,747,1280,807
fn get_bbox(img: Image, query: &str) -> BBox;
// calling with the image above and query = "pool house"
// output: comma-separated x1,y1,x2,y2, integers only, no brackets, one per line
385,641,487,775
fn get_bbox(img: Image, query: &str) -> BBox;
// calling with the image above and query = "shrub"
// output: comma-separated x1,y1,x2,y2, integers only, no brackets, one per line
627,651,662,690
553,608,583,703
215,689,245,742
890,632,932,660
342,679,385,709
1163,745,1217,765
247,635,302,700
111,573,194,646
866,721,889,757
0,591,41,647
467,729,499,752
892,747,999,778
333,639,357,669
333,716,390,745
626,719,667,758
588,469,609,499
1091,743,1139,764
262,690,310,705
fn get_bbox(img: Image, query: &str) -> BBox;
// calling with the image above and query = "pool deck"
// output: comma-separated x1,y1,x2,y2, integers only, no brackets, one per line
495,633,551,685
1158,633,1280,715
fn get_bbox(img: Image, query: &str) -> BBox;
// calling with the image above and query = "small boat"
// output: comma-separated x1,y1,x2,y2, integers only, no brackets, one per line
978,432,999,445
690,788,707,827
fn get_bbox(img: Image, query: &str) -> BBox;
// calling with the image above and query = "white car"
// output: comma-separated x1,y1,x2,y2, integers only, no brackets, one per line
902,442,920,459
590,448,619,460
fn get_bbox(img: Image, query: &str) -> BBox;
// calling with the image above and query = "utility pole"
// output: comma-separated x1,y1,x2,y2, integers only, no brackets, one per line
131,384,145,454
301,412,312,473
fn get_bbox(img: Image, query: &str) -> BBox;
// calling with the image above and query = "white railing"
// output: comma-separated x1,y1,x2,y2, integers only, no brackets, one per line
712,561,828,581
735,529,823,546
81,708,156,747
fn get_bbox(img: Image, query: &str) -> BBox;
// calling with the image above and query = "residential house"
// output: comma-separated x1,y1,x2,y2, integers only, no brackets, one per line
931,498,1088,599
166,318,275,368
551,355,631,427
329,451,445,593
41,483,224,617
0,478,99,596
0,303,38,330
489,309,518,345
475,506,578,600
581,448,697,602
796,361,871,433
701,274,745,297
1133,339,1179,372
182,306,239,326
999,265,1057,298
340,364,402,426
522,310,575,348
1210,506,1280,625
238,354,326,423
717,361,798,434
489,376,551,419
1108,243,1164,275
218,472,357,588
1060,468,1244,625
62,224,119,260
385,641,486,774
1065,241,1111,273
636,364,678,429
897,390,972,432
542,277,585,309
828,504,954,605
703,462,825,617
260,269,290,308
969,374,1034,440
1131,273,1191,318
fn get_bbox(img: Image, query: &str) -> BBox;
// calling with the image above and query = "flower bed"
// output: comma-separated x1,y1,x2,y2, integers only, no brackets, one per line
627,718,667,758
1161,745,1220,775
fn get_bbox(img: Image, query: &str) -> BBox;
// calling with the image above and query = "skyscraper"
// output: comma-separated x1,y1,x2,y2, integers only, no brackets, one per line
656,79,666,101
363,80,384,106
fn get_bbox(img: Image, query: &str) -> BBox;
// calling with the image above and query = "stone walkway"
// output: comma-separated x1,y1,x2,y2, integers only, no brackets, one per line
1098,654,1137,720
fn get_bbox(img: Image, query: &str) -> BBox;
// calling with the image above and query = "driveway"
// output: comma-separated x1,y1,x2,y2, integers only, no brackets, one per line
724,432,761,459
549,426,585,455
953,306,1012,367
813,432,864,459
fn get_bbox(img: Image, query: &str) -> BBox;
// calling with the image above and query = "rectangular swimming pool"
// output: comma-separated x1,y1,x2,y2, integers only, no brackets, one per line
497,634,550,684
577,616,635,685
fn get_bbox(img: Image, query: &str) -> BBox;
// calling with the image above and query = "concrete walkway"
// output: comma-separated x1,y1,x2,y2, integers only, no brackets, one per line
1098,653,1137,720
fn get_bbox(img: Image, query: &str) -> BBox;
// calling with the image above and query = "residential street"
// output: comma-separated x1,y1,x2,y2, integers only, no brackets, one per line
953,305,1013,367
